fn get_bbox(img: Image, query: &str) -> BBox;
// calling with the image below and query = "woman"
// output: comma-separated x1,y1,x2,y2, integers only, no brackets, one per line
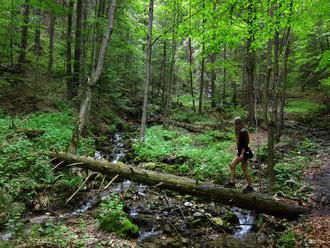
224,117,254,193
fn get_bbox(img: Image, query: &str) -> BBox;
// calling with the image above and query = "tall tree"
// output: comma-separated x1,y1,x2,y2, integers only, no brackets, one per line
245,0,256,127
140,0,154,141
66,0,74,99
48,12,56,74
18,0,30,67
72,0,83,96
34,7,42,56
69,0,117,152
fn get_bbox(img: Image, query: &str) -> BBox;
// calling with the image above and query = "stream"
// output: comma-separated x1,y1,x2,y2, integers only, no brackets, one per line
0,132,256,245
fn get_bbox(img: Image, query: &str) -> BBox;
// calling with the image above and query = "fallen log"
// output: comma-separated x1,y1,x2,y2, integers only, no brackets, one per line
54,152,310,219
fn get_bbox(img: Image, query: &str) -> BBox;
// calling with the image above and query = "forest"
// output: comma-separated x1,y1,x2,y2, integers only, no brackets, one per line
0,0,329,247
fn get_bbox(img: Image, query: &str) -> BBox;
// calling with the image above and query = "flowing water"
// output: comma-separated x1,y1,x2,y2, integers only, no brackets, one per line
232,207,255,238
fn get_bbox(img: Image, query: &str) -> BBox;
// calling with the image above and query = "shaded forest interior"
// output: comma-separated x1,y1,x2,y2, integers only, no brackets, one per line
0,0,329,247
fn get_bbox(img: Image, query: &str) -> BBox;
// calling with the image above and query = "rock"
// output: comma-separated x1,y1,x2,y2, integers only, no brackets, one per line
285,179,297,187
193,212,204,218
299,185,311,193
184,201,193,207
223,211,240,225
183,194,193,201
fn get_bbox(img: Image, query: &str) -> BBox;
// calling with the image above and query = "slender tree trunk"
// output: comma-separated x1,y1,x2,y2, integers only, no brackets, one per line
222,44,227,104
276,29,291,141
18,0,30,67
69,0,117,153
34,8,42,56
189,38,196,112
198,42,205,114
67,0,74,100
140,0,154,141
163,1,177,127
161,40,167,107
72,0,83,96
48,12,56,74
246,1,256,127
210,53,216,108
10,0,15,67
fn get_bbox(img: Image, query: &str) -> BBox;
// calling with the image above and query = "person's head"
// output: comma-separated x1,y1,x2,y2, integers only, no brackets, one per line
233,117,244,134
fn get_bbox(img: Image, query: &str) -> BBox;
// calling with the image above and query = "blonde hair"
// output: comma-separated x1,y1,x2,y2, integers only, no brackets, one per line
233,117,246,143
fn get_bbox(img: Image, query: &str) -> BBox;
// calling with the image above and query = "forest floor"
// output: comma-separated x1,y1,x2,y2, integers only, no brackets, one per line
0,74,329,247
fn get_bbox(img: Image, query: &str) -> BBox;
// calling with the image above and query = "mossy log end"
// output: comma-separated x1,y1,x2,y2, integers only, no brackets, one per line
54,152,310,219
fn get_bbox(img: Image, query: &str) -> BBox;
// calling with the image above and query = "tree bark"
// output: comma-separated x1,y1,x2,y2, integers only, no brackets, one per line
140,0,154,141
66,0,74,100
163,1,177,127
246,1,256,127
72,0,83,95
188,38,196,112
69,0,117,153
54,152,310,219
198,42,205,114
222,44,227,104
18,0,30,67
48,12,56,74
34,8,42,56
210,53,216,108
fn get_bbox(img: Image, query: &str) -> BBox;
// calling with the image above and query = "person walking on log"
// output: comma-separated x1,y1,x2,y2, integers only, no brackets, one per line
224,117,254,193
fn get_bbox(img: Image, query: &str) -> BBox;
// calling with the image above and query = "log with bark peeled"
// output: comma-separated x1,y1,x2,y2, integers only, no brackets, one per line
54,152,310,219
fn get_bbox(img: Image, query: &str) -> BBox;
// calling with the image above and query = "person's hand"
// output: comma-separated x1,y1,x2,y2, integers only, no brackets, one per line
239,155,244,161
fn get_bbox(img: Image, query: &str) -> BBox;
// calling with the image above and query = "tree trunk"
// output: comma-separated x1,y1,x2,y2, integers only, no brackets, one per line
69,0,117,153
222,45,227,104
48,12,56,74
34,8,42,56
18,0,30,67
54,152,311,219
276,28,291,141
66,0,74,100
163,1,177,127
72,0,83,96
189,38,196,112
140,0,154,141
161,40,167,107
246,2,256,127
210,53,216,108
198,42,205,114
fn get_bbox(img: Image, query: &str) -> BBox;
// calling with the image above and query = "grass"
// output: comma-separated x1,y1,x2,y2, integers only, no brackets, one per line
273,138,317,199
133,125,235,182
96,194,139,237
285,99,326,115
0,109,95,235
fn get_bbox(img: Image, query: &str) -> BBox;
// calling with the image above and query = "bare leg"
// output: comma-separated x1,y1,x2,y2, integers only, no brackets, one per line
229,157,240,183
241,161,252,186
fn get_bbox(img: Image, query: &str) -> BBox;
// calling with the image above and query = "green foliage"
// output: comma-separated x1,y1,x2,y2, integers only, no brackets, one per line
133,125,233,181
274,139,316,198
285,100,326,115
0,111,94,230
277,230,297,248
96,194,139,237
20,221,88,248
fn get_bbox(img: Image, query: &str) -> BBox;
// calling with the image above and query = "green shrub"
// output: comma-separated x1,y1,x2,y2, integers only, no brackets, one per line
96,194,139,237
133,125,233,180
285,100,326,115
277,231,297,248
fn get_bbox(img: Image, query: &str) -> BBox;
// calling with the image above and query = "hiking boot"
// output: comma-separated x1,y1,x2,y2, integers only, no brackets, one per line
224,182,236,188
243,185,254,193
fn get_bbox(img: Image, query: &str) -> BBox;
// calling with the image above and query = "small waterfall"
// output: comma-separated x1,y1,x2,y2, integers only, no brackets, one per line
232,207,255,238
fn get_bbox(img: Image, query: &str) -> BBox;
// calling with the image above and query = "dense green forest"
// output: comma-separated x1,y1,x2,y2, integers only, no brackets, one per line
0,0,329,247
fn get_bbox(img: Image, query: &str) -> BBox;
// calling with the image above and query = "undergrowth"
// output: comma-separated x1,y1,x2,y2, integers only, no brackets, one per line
96,194,139,237
133,125,234,182
0,110,94,235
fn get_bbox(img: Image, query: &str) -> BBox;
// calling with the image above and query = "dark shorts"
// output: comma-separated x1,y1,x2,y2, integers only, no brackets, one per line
237,148,253,161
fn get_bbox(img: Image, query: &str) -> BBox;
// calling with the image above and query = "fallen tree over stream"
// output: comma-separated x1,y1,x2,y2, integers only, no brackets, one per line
54,152,310,220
